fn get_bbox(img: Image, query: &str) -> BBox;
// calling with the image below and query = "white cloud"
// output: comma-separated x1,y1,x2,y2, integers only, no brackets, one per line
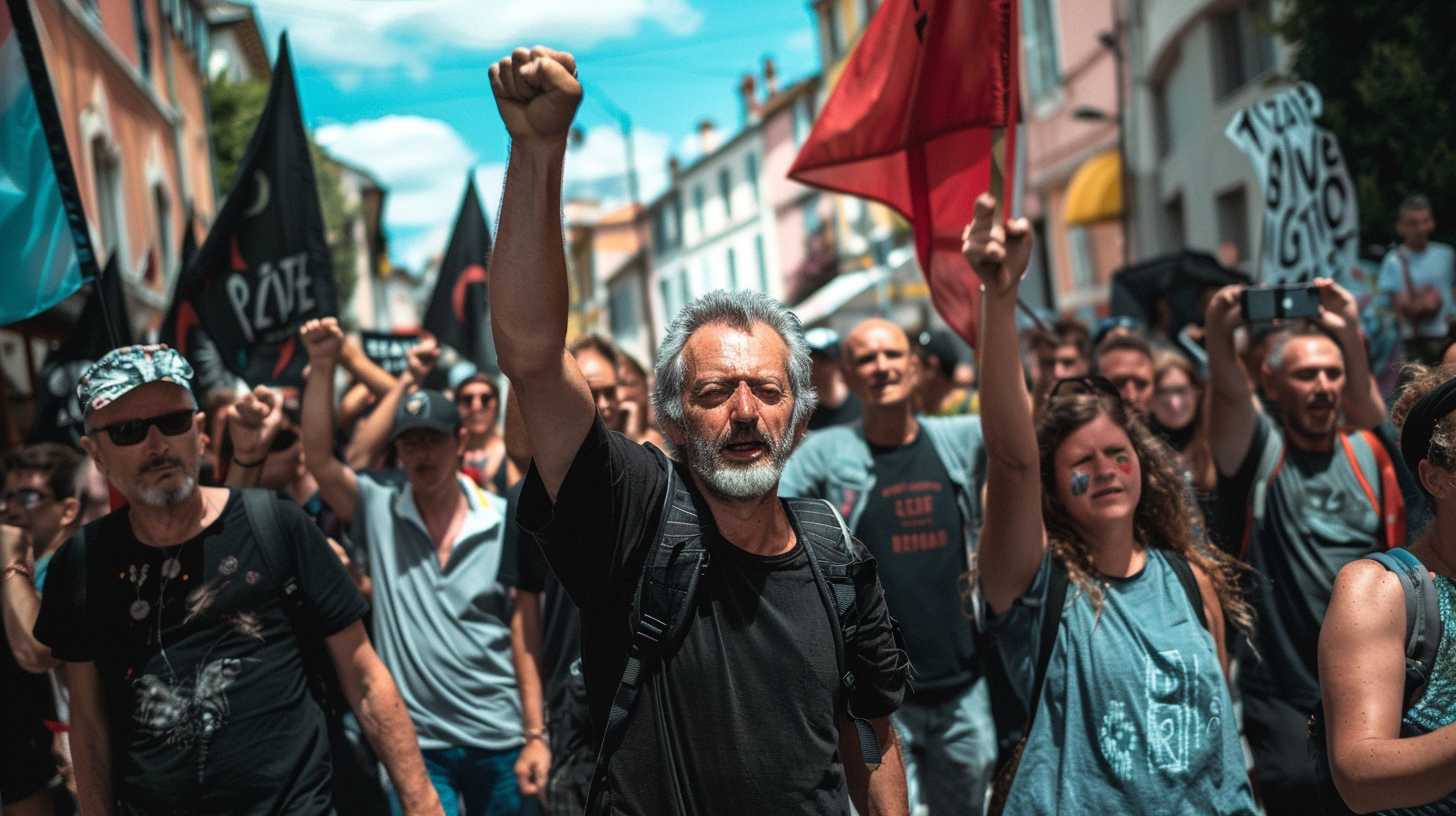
785,29,816,53
259,0,704,81
563,125,672,206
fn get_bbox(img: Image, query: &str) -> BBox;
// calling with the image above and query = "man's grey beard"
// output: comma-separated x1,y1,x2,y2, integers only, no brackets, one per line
682,423,797,501
135,457,199,507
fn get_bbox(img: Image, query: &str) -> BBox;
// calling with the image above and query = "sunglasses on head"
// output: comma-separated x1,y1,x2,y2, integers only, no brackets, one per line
90,409,196,447
1049,376,1123,404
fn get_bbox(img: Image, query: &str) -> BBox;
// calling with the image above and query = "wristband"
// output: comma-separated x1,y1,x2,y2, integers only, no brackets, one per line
2,563,35,582
524,728,548,743
232,454,267,468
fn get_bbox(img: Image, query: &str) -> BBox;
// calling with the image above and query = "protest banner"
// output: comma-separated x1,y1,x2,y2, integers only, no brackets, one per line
359,330,424,377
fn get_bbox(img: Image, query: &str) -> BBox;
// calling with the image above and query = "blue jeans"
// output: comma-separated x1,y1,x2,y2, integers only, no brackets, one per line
389,745,523,816
894,676,996,816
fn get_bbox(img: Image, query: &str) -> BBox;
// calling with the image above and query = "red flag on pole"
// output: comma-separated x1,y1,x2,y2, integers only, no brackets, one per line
788,0,1020,347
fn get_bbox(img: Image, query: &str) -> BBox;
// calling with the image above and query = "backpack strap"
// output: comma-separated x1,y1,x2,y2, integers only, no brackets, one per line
1160,550,1210,630
1023,559,1070,742
1349,429,1406,550
786,496,883,769
1239,443,1287,561
589,447,708,811
1364,548,1443,705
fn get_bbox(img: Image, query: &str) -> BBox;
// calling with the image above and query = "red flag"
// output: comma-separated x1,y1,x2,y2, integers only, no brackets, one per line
788,0,1019,347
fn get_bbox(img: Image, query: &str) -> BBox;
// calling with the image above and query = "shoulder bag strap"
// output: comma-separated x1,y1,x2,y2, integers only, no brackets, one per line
1161,550,1211,630
1024,559,1070,738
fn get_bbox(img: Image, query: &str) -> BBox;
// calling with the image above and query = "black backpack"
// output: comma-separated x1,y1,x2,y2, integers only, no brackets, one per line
76,489,347,717
586,448,905,814
1309,547,1443,814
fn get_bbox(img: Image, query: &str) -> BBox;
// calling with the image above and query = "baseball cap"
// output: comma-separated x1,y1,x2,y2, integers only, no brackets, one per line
804,327,840,358
390,389,460,442
76,344,195,417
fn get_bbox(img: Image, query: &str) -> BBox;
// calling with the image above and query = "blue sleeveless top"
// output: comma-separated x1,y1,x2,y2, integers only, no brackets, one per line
1381,574,1456,816
988,549,1258,815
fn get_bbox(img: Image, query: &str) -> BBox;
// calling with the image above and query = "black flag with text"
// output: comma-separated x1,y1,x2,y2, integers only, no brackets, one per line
180,32,335,386
29,254,133,444
160,215,232,396
423,178,495,373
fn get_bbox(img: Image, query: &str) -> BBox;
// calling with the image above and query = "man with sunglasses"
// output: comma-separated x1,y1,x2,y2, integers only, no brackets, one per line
30,344,441,816
300,318,525,816
780,317,992,816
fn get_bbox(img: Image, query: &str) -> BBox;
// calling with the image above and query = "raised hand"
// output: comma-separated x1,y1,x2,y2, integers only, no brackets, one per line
228,385,284,465
1313,277,1360,337
299,317,344,362
406,335,440,383
489,46,582,144
1204,285,1247,341
961,194,1033,299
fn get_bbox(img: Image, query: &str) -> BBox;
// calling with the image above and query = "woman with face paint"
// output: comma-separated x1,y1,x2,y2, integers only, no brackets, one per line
962,194,1257,814
1316,364,1456,815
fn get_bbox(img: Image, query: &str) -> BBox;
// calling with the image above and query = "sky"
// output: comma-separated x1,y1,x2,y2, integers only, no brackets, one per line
249,0,826,273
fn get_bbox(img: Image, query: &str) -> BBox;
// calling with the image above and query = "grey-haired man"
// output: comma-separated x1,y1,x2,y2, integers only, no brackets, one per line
488,46,909,815
31,344,440,815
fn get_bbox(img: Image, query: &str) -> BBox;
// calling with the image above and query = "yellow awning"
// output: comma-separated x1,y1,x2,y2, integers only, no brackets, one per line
1063,150,1123,226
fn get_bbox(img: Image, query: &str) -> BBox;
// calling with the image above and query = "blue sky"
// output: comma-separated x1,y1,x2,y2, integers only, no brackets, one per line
250,0,825,272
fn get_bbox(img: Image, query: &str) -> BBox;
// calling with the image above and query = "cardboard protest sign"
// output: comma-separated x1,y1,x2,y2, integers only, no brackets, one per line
359,331,423,377
1225,82,1359,282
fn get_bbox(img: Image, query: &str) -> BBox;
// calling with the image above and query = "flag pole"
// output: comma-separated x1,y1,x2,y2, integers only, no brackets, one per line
94,257,122,351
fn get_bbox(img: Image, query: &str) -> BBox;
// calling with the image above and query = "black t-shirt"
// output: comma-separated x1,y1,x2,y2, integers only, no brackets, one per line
856,429,976,694
517,416,905,815
1,625,57,800
497,480,581,708
808,392,863,431
34,491,369,814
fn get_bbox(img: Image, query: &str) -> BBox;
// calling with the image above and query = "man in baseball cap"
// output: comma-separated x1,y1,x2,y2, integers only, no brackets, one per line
298,318,525,814
30,343,441,814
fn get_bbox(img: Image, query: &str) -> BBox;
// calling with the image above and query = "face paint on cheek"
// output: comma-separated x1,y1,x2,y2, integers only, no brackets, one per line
1115,453,1133,475
1069,471,1090,497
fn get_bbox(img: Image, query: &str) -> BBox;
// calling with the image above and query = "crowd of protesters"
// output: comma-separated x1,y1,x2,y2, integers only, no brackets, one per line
3,45,1456,816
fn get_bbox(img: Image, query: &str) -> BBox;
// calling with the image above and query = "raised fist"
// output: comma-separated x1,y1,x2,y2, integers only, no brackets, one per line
489,46,582,144
299,317,344,362
227,385,284,464
961,194,1033,299
406,335,441,383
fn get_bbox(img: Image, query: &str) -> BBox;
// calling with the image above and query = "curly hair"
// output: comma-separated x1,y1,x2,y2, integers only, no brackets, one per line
1035,392,1254,636
1391,362,1456,472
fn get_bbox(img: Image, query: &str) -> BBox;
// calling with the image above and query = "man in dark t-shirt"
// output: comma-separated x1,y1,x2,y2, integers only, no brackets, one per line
782,318,993,815
31,345,441,815
488,45,909,816
1206,285,1420,814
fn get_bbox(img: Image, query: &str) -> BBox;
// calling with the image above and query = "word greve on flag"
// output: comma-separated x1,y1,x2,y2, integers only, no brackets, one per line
1225,82,1359,283
788,0,1020,347
0,0,100,326
423,177,496,373
182,32,337,386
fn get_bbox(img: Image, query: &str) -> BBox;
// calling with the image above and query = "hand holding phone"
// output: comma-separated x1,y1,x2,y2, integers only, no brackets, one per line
1240,284,1321,323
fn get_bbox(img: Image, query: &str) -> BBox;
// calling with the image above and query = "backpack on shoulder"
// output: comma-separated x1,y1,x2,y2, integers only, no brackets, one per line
586,447,902,815
1308,547,1443,815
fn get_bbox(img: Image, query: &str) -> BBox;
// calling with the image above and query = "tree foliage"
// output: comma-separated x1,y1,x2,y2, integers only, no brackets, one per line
1278,0,1456,252
205,78,358,313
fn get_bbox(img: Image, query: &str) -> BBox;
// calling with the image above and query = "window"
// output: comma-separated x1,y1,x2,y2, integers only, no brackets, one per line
862,0,880,29
609,277,640,337
745,152,760,207
678,268,692,305
1212,0,1275,99
1164,194,1186,249
719,167,733,220
755,234,768,292
152,186,173,285
793,96,814,146
91,138,127,266
1153,77,1173,159
1068,227,1095,288
694,185,706,235
826,3,844,60
132,0,152,80
1021,0,1062,101
803,193,823,236
659,276,677,319
727,247,739,290
1216,185,1250,267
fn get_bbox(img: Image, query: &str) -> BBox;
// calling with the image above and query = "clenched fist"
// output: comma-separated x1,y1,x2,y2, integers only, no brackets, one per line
961,194,1033,300
299,317,344,363
489,46,582,144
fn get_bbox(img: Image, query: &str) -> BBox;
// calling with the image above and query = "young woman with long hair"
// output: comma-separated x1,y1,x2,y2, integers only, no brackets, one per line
1318,363,1456,814
964,194,1257,813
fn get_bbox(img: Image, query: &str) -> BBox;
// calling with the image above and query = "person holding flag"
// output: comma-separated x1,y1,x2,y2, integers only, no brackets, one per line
965,195,1258,814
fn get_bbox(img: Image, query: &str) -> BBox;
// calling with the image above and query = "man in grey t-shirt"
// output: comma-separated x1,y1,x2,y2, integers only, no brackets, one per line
299,317,522,816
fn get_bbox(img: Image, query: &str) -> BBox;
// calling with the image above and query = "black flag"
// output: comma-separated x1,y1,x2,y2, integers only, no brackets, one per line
29,254,133,444
160,214,231,396
182,32,335,386
423,177,495,372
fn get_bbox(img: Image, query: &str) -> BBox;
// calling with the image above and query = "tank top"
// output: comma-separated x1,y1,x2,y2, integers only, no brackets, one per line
1381,574,1456,816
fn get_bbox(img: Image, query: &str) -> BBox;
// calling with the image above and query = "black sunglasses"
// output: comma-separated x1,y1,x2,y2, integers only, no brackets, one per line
456,391,498,407
1049,376,1123,403
91,409,197,447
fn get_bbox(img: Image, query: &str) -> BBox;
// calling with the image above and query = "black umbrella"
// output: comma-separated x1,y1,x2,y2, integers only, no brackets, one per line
1109,251,1249,336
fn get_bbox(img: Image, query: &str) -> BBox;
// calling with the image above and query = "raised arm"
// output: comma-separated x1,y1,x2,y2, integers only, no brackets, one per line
1320,559,1456,812
1,526,56,672
345,337,439,471
300,318,360,521
962,194,1044,615
340,334,400,398
1205,286,1259,477
487,47,595,500
1313,278,1386,428
223,385,285,489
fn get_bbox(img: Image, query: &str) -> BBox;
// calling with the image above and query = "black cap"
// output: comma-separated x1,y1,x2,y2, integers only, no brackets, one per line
390,390,460,442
